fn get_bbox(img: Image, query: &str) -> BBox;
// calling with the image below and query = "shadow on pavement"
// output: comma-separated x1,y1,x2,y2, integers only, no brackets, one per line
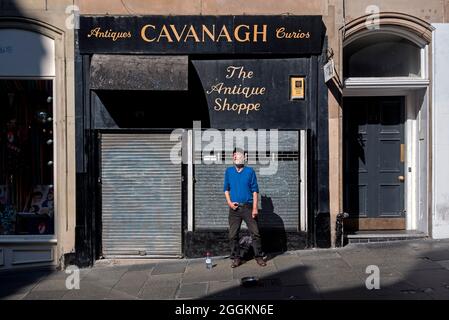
1,241,449,300
0,268,57,299
204,242,449,300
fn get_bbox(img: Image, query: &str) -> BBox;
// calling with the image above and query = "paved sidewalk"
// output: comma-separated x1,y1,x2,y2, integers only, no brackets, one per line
2,239,449,300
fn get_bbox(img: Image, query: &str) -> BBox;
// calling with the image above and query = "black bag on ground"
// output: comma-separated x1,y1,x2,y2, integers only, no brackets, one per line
239,235,254,260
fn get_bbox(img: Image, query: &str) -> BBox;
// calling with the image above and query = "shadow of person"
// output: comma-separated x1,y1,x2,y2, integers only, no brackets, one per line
258,195,287,260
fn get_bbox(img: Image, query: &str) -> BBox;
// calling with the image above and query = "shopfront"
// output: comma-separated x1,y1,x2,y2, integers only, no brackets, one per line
0,13,75,271
74,15,329,264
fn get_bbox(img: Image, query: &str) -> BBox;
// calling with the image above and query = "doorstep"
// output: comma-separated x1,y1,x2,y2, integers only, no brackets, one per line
346,230,428,244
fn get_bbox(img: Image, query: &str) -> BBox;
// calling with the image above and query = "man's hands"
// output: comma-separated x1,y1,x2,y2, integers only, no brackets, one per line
252,208,258,219
252,192,259,219
228,202,239,210
225,191,259,218
225,192,238,210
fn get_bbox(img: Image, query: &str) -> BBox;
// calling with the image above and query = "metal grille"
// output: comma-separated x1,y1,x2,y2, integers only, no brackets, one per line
194,131,300,231
101,133,182,257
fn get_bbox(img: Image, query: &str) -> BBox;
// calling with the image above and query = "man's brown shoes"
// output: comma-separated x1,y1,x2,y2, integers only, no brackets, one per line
255,257,267,267
231,257,266,268
231,258,241,268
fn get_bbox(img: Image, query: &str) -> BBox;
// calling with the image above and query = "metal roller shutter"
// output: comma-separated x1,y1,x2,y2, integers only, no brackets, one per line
194,131,300,231
101,133,182,257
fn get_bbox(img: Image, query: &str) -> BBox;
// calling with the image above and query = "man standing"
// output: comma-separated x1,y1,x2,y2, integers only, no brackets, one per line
224,148,266,268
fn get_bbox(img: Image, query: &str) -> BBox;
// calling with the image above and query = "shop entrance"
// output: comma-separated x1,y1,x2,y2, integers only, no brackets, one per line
99,133,182,258
343,96,406,230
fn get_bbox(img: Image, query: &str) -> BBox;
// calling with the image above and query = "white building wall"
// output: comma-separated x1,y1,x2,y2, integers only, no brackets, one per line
432,23,449,239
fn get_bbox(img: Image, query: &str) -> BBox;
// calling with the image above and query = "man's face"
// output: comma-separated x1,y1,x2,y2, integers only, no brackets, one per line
233,152,245,167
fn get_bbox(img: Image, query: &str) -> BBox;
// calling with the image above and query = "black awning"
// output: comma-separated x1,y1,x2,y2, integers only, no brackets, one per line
89,54,188,90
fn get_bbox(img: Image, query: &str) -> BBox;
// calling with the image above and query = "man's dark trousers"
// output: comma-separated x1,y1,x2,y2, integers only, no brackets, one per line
229,205,263,259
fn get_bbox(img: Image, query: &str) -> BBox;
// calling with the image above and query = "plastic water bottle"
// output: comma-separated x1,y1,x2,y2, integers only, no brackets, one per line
205,252,212,270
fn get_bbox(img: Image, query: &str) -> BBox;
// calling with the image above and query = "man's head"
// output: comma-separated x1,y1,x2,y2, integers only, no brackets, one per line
233,148,246,168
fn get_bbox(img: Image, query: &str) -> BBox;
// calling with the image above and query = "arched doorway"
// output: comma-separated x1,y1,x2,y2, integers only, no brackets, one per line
341,14,432,235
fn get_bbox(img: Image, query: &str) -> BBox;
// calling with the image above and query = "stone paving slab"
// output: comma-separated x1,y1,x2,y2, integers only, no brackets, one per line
300,260,354,277
182,258,233,284
107,288,140,300
282,284,320,300
436,260,449,270
128,263,157,272
32,279,69,292
377,280,418,293
0,280,40,296
306,271,364,288
420,250,449,261
425,285,449,299
79,277,121,290
272,254,304,271
240,278,283,294
389,258,445,272
23,290,67,300
337,253,392,267
61,283,112,300
84,268,128,279
3,239,449,300
137,273,183,299
275,269,311,287
206,280,241,299
1,293,28,300
374,288,435,300
176,283,208,299
139,281,179,300
405,269,449,288
151,262,187,275
296,250,341,260
112,271,149,296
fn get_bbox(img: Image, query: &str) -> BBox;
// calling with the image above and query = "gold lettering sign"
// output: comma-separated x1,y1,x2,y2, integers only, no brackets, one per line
140,24,270,43
206,66,266,115
276,27,310,39
87,23,313,45
87,27,132,41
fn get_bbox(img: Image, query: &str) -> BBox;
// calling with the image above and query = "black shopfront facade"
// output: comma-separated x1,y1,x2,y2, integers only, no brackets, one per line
74,15,329,266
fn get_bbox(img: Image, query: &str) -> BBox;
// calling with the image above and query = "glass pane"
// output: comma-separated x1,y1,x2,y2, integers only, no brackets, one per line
344,33,421,78
0,80,54,235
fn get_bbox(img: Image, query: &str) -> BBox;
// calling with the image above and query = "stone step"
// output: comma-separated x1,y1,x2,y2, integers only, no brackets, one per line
346,230,427,244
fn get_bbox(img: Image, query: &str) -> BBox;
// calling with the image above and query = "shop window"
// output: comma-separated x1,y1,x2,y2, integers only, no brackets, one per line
344,33,422,78
0,80,54,235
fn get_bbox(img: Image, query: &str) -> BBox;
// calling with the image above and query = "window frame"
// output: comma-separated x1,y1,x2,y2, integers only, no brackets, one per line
343,26,429,85
0,76,57,240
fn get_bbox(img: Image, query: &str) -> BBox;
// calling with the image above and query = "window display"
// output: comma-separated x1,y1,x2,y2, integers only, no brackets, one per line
0,80,54,235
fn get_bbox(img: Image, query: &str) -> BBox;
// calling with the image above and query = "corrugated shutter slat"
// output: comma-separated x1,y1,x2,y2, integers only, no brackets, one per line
101,134,182,257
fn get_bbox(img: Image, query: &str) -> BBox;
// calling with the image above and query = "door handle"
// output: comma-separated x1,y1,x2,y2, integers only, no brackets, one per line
398,175,405,182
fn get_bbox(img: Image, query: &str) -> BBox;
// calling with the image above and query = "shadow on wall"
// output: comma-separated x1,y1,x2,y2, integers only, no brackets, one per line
92,61,211,129
258,195,287,255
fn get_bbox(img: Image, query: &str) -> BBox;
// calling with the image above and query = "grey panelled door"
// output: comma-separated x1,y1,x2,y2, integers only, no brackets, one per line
101,133,182,257
344,97,405,223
